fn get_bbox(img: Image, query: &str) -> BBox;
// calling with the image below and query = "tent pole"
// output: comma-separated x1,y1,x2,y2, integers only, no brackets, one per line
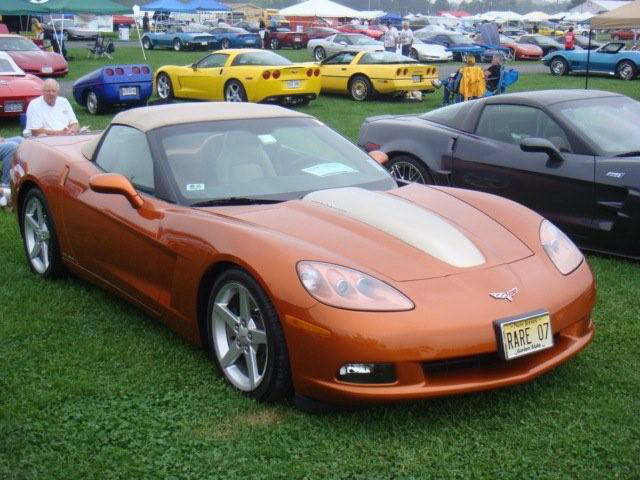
585,28,592,89
135,10,147,62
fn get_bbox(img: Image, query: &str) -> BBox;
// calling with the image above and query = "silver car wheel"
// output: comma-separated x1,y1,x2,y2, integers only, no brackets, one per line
551,59,566,75
389,161,426,184
314,46,326,61
225,82,245,102
86,91,98,114
23,196,50,274
211,282,269,392
157,74,171,99
617,62,635,80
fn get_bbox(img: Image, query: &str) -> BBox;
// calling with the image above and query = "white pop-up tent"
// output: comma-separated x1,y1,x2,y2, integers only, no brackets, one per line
279,0,362,18
523,11,551,22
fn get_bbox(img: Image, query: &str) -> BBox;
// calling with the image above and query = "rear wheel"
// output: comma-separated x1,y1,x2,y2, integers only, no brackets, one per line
142,36,153,50
616,60,637,80
156,72,174,99
20,188,64,278
314,46,326,61
224,80,248,102
221,38,230,49
349,75,372,101
85,90,103,115
270,38,279,50
386,155,432,185
410,48,419,60
206,268,292,401
550,57,569,76
173,38,182,51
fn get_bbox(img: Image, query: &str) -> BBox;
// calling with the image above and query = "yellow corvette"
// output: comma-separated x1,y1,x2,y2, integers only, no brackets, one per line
319,50,439,101
537,26,564,36
155,49,321,106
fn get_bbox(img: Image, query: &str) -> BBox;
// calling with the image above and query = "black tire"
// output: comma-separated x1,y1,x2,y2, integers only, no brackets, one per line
19,188,65,278
386,155,433,185
221,38,230,49
224,79,248,102
270,38,279,50
156,72,174,99
349,75,372,101
142,36,153,50
616,60,637,80
410,48,419,60
173,38,182,51
206,268,292,402
314,46,326,61
85,90,103,115
550,57,569,76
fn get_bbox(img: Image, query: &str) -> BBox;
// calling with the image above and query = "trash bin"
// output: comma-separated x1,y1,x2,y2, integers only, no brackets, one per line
118,26,130,41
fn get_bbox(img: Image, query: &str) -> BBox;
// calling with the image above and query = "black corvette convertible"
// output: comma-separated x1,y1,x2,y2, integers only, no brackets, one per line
359,90,640,259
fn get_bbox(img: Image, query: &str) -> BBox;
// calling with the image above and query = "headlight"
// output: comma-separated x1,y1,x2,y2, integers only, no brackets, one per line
539,220,583,275
296,261,414,311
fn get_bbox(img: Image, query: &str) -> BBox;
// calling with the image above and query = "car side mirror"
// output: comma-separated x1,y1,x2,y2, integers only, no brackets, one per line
520,138,563,163
191,63,198,70
89,173,144,209
368,150,389,166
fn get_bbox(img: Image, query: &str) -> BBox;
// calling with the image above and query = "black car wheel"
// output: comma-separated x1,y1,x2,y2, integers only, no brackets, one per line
314,46,326,61
386,155,432,184
173,38,182,51
142,36,153,50
85,91,103,115
616,60,637,80
206,268,292,402
270,38,279,50
20,188,65,278
224,80,248,102
156,73,174,99
221,39,230,49
410,48,419,60
550,57,569,76
349,75,372,101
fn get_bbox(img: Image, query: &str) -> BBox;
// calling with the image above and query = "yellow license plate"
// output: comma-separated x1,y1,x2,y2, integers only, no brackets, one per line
494,310,553,360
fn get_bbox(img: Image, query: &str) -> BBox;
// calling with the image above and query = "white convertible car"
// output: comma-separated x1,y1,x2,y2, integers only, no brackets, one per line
307,33,382,61
409,39,453,62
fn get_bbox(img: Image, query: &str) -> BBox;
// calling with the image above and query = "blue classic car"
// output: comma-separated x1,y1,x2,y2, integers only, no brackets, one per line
141,26,218,51
206,26,262,49
544,42,639,80
72,64,153,115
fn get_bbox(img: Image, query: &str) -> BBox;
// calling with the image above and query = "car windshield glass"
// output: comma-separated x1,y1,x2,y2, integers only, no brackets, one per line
231,51,292,66
552,96,640,156
448,34,469,44
157,117,395,204
532,36,556,45
359,51,417,64
0,57,23,75
350,35,378,45
0,37,39,51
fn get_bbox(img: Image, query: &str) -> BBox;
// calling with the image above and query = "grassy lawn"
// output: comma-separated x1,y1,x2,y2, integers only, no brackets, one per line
1,47,639,479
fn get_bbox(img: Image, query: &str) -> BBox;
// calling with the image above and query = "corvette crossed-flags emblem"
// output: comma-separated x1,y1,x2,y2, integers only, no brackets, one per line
489,288,519,302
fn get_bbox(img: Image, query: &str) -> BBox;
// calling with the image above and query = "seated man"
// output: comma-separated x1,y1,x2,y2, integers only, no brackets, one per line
26,78,79,137
484,54,503,92
0,136,23,207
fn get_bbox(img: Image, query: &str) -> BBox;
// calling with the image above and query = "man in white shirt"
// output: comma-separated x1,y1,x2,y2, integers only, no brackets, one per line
383,22,398,52
26,79,79,137
400,21,414,56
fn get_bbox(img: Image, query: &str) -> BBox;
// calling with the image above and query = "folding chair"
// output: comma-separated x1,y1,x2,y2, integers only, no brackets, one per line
87,36,115,59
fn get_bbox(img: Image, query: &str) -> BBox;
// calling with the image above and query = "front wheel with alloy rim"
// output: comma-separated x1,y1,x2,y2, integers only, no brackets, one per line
410,48,419,60
173,38,182,51
550,57,569,76
270,38,279,50
224,80,248,102
206,269,291,401
616,60,637,80
142,37,153,49
314,46,326,61
349,75,372,101
20,188,64,278
86,91,103,115
386,155,432,184
221,39,230,49
156,73,174,99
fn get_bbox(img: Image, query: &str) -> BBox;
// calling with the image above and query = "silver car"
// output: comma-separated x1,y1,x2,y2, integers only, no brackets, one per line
307,33,383,61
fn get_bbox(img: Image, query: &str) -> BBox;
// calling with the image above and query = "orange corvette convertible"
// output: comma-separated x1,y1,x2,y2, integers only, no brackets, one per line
11,103,595,407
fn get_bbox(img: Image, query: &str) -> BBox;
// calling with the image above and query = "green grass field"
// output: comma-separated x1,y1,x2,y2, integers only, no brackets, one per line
0,47,639,479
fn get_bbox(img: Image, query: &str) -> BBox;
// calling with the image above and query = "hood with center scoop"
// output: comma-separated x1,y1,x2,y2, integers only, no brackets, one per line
218,185,533,281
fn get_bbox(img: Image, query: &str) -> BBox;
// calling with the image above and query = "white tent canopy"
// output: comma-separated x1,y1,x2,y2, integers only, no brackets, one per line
279,0,362,18
523,11,551,22
476,11,523,22
359,10,385,20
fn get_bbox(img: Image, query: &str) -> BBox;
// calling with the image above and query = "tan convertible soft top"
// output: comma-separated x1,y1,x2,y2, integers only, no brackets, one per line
113,102,309,132
81,102,311,160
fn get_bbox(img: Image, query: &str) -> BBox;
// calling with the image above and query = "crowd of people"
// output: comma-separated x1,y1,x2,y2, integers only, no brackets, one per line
0,78,79,208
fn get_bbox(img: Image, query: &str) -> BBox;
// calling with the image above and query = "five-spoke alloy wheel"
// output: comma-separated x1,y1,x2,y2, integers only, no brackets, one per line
156,73,174,99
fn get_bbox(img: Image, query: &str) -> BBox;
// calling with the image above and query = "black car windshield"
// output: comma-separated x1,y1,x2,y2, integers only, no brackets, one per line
156,117,395,205
359,51,417,64
0,37,39,51
552,96,640,156
231,51,292,66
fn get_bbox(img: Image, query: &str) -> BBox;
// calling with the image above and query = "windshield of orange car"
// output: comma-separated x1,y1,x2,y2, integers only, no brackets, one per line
231,51,292,66
0,37,39,51
552,96,640,156
155,117,396,205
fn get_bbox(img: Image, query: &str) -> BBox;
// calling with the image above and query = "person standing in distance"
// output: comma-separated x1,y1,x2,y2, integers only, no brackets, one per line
384,22,398,53
400,21,414,57
564,26,575,50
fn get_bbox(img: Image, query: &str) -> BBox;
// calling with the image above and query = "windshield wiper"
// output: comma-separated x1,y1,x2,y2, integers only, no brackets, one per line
615,151,640,158
191,197,286,207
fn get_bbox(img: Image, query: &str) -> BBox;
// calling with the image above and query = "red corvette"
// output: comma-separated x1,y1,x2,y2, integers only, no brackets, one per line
337,24,384,40
499,35,543,60
0,51,43,117
304,26,339,42
265,28,309,50
0,34,68,77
